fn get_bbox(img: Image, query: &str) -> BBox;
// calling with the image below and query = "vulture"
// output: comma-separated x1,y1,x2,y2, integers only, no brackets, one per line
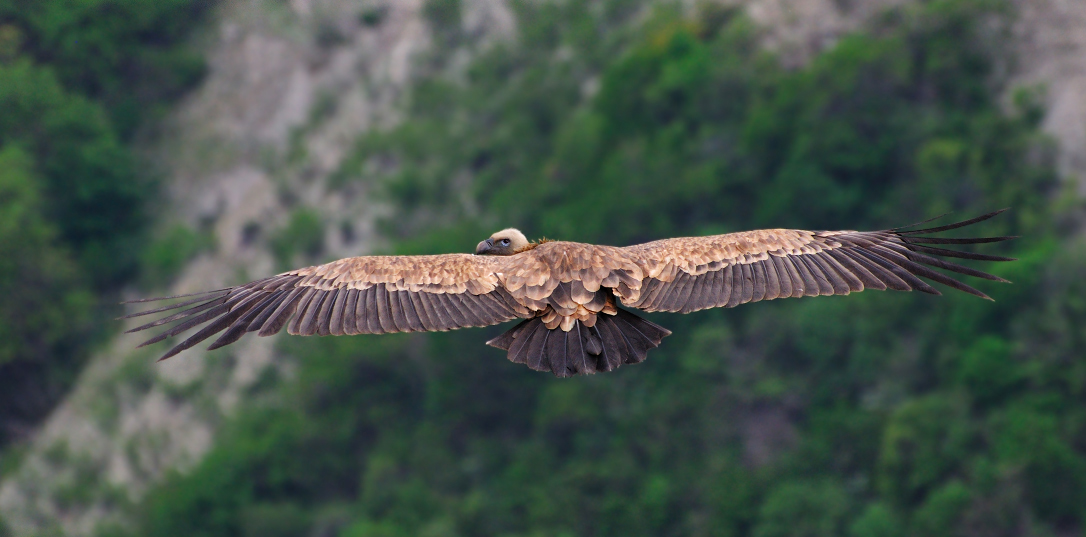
125,210,1014,377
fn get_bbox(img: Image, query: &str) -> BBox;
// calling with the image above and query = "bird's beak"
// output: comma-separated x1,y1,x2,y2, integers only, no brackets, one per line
475,238,493,255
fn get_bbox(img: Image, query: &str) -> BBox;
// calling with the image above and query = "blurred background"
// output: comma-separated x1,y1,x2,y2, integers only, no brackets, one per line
1,0,1085,535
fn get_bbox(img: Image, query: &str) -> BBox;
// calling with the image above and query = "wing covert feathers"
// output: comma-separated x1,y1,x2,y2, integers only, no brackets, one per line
622,210,1014,313
126,254,530,361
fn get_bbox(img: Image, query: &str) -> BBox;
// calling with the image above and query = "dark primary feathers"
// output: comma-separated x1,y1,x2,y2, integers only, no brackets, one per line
125,210,1015,376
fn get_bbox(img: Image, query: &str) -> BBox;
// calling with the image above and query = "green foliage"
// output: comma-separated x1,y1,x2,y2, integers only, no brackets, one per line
126,1,1084,536
0,145,95,443
359,6,389,28
0,60,145,287
878,395,973,504
0,146,80,365
848,503,903,537
754,480,851,537
0,0,211,137
910,480,972,537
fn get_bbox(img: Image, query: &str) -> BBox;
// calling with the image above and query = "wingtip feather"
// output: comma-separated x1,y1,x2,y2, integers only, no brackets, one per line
897,208,1011,235
120,288,230,304
156,351,178,362
135,337,161,349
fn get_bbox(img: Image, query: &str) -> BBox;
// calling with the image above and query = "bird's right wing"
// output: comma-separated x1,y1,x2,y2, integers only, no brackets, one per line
123,253,532,361
619,210,1015,313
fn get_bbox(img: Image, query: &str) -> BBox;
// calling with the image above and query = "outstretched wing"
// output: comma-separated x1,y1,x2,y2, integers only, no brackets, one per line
620,210,1015,313
124,254,531,361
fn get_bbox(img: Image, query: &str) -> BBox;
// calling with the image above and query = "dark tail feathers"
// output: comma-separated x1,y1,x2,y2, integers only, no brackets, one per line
486,309,671,377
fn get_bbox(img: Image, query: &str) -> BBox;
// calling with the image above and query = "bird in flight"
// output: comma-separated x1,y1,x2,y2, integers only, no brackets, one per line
125,210,1014,377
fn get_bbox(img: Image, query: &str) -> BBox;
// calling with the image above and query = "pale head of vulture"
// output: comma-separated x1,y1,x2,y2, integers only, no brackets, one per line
476,228,530,255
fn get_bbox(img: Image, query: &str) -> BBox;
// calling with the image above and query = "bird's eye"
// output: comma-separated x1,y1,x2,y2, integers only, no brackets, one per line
500,239,510,246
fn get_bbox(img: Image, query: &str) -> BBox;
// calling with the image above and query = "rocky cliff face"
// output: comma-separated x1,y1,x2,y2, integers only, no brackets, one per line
1,0,1082,534
733,0,1086,189
1011,0,1086,189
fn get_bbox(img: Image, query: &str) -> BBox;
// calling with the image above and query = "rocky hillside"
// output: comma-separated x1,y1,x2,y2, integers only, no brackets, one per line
1,0,1083,535
731,0,1086,185
1011,0,1086,188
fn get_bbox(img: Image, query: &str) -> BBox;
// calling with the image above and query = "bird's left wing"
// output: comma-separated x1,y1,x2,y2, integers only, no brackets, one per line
619,210,1015,313
124,254,531,361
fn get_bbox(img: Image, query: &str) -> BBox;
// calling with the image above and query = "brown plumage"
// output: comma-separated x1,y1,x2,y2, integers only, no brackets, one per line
125,211,1015,377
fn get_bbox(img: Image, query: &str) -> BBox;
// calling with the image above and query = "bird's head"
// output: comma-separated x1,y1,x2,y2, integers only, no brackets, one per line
476,228,530,255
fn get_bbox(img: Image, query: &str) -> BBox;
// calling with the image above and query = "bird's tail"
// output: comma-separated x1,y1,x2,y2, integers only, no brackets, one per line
486,309,671,377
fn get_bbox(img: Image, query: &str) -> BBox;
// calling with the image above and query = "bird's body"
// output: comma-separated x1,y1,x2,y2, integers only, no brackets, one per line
126,211,1014,377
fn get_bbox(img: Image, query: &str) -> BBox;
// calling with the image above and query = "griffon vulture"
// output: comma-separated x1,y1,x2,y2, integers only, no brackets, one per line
125,210,1014,377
